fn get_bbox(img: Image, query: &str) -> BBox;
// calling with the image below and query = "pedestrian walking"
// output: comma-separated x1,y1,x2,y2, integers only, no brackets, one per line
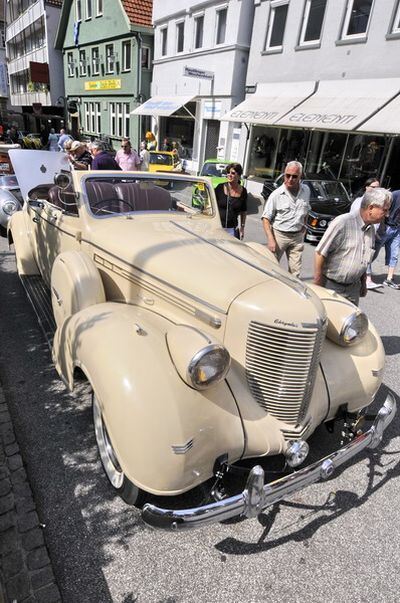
262,160,310,278
58,128,73,151
215,163,247,239
314,187,392,305
47,128,59,152
139,141,150,171
115,138,141,171
91,141,121,170
373,189,400,289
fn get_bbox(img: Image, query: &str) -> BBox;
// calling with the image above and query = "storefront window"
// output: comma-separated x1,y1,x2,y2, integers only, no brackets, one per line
160,106,195,160
341,134,387,193
305,131,347,177
248,126,280,179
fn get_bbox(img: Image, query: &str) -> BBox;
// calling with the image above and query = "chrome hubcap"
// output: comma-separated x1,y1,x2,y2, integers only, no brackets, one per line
93,394,124,489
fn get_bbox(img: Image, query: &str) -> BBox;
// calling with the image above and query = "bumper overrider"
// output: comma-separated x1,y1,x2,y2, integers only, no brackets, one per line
142,394,396,531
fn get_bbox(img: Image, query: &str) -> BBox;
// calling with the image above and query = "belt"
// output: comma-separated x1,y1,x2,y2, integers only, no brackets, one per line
324,276,354,287
274,228,304,234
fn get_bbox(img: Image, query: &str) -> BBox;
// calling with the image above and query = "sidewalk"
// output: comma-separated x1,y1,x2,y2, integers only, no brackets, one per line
0,380,61,603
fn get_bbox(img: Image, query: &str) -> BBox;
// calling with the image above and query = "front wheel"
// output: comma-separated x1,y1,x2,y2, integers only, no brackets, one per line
93,393,144,505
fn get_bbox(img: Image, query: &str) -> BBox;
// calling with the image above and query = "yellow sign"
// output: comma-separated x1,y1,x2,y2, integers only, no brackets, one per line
85,79,121,91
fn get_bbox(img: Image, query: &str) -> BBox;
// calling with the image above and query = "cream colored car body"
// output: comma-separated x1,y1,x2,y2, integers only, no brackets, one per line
8,151,385,502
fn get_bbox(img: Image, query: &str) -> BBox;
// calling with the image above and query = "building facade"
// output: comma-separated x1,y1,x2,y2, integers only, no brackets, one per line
5,0,65,132
223,0,400,195
55,0,153,148
133,0,255,172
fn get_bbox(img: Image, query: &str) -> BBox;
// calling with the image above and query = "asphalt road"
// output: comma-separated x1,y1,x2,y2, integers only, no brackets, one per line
0,207,399,603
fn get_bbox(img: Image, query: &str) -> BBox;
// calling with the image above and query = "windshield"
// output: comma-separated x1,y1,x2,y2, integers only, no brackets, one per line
308,180,350,201
83,176,214,218
149,153,174,166
200,163,228,177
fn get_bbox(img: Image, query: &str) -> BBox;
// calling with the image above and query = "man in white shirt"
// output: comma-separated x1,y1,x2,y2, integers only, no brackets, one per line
262,161,310,278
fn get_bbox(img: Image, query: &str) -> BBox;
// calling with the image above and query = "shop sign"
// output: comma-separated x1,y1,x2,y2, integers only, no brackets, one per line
204,100,222,119
0,65,8,97
288,112,357,126
228,109,280,121
184,66,214,80
230,128,241,163
85,79,122,91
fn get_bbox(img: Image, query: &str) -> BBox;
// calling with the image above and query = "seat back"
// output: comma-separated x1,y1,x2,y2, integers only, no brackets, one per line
48,185,79,215
85,180,117,211
136,184,172,211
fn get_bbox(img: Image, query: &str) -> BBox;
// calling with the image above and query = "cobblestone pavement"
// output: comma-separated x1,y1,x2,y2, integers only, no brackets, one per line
0,384,61,603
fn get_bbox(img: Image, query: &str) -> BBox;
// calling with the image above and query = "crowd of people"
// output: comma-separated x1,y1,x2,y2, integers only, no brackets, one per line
215,158,400,304
259,160,399,304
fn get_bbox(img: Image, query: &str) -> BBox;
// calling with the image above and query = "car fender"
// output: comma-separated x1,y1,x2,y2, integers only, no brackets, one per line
8,211,39,275
53,302,245,496
51,251,106,328
308,284,385,413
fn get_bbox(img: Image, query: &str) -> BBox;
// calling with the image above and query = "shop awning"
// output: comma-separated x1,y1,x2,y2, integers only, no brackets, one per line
358,94,400,134
275,78,400,131
131,95,195,117
220,81,316,125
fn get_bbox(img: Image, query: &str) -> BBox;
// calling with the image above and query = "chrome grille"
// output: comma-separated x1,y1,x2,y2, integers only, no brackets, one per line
245,320,325,425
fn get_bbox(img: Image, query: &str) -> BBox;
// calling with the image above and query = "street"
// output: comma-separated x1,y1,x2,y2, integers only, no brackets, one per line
0,209,399,603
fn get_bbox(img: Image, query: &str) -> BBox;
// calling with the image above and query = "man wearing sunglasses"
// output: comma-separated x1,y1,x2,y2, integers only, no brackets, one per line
262,161,310,278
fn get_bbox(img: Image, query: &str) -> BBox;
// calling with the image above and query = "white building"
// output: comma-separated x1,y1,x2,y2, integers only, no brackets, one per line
133,0,255,172
5,0,65,132
222,0,400,195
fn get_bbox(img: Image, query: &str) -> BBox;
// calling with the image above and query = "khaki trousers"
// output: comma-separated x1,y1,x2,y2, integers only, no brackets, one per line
273,229,305,278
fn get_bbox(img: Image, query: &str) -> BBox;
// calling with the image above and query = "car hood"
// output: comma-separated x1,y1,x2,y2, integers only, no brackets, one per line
309,198,351,216
89,217,308,313
9,150,69,200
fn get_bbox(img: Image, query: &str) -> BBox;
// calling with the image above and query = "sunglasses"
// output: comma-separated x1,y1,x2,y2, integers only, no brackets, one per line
227,171,238,176
284,173,299,180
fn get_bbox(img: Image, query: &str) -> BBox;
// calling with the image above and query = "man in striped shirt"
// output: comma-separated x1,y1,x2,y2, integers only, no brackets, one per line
314,188,392,305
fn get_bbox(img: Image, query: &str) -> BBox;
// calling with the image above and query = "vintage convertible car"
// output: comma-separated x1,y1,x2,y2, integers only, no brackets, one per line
6,150,395,530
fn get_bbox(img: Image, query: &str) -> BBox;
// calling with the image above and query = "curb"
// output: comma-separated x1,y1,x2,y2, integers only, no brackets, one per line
0,381,61,603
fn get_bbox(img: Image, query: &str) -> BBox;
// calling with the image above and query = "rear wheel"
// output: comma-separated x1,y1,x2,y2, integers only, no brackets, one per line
93,393,144,505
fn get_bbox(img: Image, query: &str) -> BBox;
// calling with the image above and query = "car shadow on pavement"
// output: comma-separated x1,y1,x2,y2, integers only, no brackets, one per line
215,386,400,555
0,262,142,602
215,445,400,556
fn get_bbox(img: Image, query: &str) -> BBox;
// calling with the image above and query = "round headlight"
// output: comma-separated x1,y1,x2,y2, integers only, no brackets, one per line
3,200,18,216
187,345,231,390
340,311,369,345
319,219,327,227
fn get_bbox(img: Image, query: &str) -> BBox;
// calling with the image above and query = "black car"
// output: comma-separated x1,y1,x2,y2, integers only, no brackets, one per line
262,174,351,243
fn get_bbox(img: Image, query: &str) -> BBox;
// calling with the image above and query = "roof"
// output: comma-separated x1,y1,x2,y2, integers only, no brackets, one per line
121,0,153,27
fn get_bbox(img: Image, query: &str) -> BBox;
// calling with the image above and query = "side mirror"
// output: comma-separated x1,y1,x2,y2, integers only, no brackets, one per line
54,172,71,189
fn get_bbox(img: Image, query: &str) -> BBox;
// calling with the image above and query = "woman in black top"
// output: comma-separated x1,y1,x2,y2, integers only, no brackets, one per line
214,163,247,239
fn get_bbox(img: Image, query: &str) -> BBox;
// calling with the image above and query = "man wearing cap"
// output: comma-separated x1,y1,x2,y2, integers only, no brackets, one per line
68,141,92,170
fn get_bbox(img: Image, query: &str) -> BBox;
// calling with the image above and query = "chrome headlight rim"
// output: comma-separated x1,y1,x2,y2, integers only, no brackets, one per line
187,343,231,390
340,311,369,346
2,199,18,216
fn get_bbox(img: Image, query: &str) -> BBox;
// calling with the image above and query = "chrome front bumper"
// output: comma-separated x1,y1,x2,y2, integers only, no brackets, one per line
142,394,396,531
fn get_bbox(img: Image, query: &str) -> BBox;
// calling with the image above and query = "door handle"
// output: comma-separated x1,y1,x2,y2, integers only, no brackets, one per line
33,216,40,223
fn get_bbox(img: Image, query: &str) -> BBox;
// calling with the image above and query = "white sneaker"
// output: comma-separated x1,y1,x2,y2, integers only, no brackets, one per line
366,280,383,290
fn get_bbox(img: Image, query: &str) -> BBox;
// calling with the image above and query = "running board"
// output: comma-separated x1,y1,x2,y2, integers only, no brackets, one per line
20,275,56,348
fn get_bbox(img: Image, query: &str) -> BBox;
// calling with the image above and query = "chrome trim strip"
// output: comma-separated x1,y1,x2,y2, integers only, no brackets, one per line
142,394,396,531
88,246,226,316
